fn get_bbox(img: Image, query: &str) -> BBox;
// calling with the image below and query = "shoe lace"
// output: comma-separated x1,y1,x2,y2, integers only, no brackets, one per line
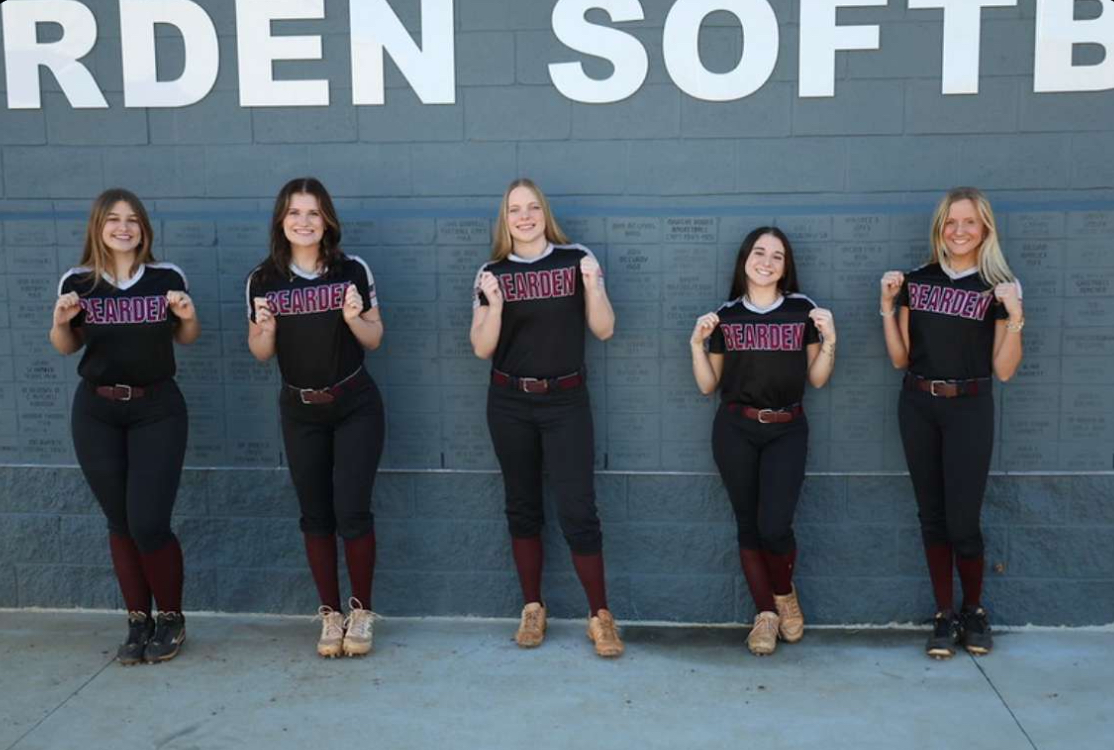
315,606,345,640
522,607,543,632
780,595,802,620
594,612,620,643
125,611,149,641
152,612,181,643
933,612,956,638
753,613,778,639
343,599,379,639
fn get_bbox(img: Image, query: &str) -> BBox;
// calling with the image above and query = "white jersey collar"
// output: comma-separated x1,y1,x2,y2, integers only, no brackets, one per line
741,294,785,314
940,260,979,280
509,243,554,264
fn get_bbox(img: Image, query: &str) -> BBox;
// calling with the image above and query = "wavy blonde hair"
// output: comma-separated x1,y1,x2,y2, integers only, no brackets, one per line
79,188,156,287
929,187,1015,286
491,178,569,261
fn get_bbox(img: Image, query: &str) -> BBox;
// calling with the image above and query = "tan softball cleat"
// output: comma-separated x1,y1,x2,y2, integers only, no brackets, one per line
773,586,805,643
315,606,345,658
747,611,780,656
342,598,377,657
515,602,547,648
587,609,625,657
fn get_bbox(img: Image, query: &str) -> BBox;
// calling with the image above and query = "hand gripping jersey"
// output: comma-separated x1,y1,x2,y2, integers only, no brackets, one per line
473,243,599,378
895,263,1017,380
246,255,377,389
58,263,189,386
708,294,821,408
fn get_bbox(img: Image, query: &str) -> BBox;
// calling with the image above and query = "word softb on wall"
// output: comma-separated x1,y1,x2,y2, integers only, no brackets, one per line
1,208,1110,473
1,0,1110,110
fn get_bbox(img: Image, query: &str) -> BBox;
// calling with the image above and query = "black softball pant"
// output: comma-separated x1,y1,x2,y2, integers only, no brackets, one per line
712,403,808,555
487,384,602,555
71,379,188,554
898,388,994,558
280,376,385,540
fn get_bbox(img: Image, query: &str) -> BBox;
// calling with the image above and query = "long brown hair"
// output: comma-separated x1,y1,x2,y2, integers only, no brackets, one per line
257,177,344,282
491,178,569,261
728,226,800,300
928,187,1015,286
78,188,156,287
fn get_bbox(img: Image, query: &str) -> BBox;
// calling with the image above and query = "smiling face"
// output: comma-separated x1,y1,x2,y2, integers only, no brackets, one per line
100,200,143,255
941,198,986,268
505,185,547,249
744,233,786,294
283,192,325,252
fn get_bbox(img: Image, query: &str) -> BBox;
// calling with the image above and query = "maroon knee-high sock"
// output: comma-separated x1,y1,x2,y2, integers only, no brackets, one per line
740,548,775,613
955,554,984,609
511,536,543,604
303,533,342,611
924,543,954,612
762,549,796,597
571,552,608,615
343,531,376,609
137,536,184,614
109,533,152,614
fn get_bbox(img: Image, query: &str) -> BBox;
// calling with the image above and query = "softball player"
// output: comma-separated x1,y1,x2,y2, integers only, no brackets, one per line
881,187,1023,659
470,178,623,657
50,188,199,665
691,227,835,656
247,177,385,658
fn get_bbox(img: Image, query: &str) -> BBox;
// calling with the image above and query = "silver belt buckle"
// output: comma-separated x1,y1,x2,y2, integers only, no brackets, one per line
757,408,775,424
299,388,315,405
114,384,133,401
930,380,948,397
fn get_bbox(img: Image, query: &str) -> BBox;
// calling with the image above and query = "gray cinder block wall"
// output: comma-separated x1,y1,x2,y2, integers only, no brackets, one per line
1,0,1112,623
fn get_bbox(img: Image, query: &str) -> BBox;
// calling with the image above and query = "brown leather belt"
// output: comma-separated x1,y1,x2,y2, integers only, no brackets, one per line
491,368,584,394
94,383,153,401
285,368,370,405
904,373,991,398
727,403,804,424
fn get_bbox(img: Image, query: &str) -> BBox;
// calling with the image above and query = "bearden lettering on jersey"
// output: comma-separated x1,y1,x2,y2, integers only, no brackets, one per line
498,267,578,303
81,295,169,325
721,322,805,352
907,283,993,321
266,283,348,316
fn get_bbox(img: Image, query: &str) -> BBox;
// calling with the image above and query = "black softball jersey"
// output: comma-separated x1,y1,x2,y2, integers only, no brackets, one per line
708,294,821,408
896,263,1015,380
58,263,188,386
473,243,598,379
246,255,378,389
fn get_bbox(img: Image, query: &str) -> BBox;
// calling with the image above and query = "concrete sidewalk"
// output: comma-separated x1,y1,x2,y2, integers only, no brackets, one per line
0,611,1109,750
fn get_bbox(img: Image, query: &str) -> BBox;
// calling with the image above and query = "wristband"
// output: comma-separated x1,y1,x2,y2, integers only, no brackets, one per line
1005,318,1025,333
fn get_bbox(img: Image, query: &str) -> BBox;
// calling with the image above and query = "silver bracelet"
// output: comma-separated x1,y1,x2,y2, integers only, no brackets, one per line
879,307,897,317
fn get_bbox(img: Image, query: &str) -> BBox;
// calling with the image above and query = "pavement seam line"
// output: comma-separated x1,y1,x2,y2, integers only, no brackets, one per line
970,654,1040,750
5,657,115,750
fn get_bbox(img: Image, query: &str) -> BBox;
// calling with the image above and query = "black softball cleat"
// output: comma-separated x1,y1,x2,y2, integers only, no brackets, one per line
960,606,993,655
144,612,186,663
117,611,154,666
925,610,962,660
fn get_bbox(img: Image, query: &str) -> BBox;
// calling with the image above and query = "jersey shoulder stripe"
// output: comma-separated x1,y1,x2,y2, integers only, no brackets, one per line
787,293,817,308
715,299,743,313
147,261,189,291
554,243,594,260
346,255,375,286
58,266,93,296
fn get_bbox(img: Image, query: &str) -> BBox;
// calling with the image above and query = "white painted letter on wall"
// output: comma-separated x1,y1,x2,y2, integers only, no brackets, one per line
2,0,107,109
1034,0,1114,93
120,0,220,107
351,0,455,105
662,0,778,101
549,0,648,104
909,0,1017,95
798,0,885,98
236,0,329,107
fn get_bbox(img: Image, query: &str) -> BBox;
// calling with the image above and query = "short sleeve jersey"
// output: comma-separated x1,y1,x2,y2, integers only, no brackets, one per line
58,263,188,386
473,243,597,378
708,294,821,408
246,255,378,389
895,263,1014,380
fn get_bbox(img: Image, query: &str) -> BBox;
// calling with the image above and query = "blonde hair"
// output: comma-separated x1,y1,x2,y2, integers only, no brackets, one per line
928,187,1014,286
491,178,569,261
79,188,156,287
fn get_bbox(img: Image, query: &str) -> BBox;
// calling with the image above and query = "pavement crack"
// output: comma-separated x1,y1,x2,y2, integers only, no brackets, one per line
5,657,115,750
970,655,1039,750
